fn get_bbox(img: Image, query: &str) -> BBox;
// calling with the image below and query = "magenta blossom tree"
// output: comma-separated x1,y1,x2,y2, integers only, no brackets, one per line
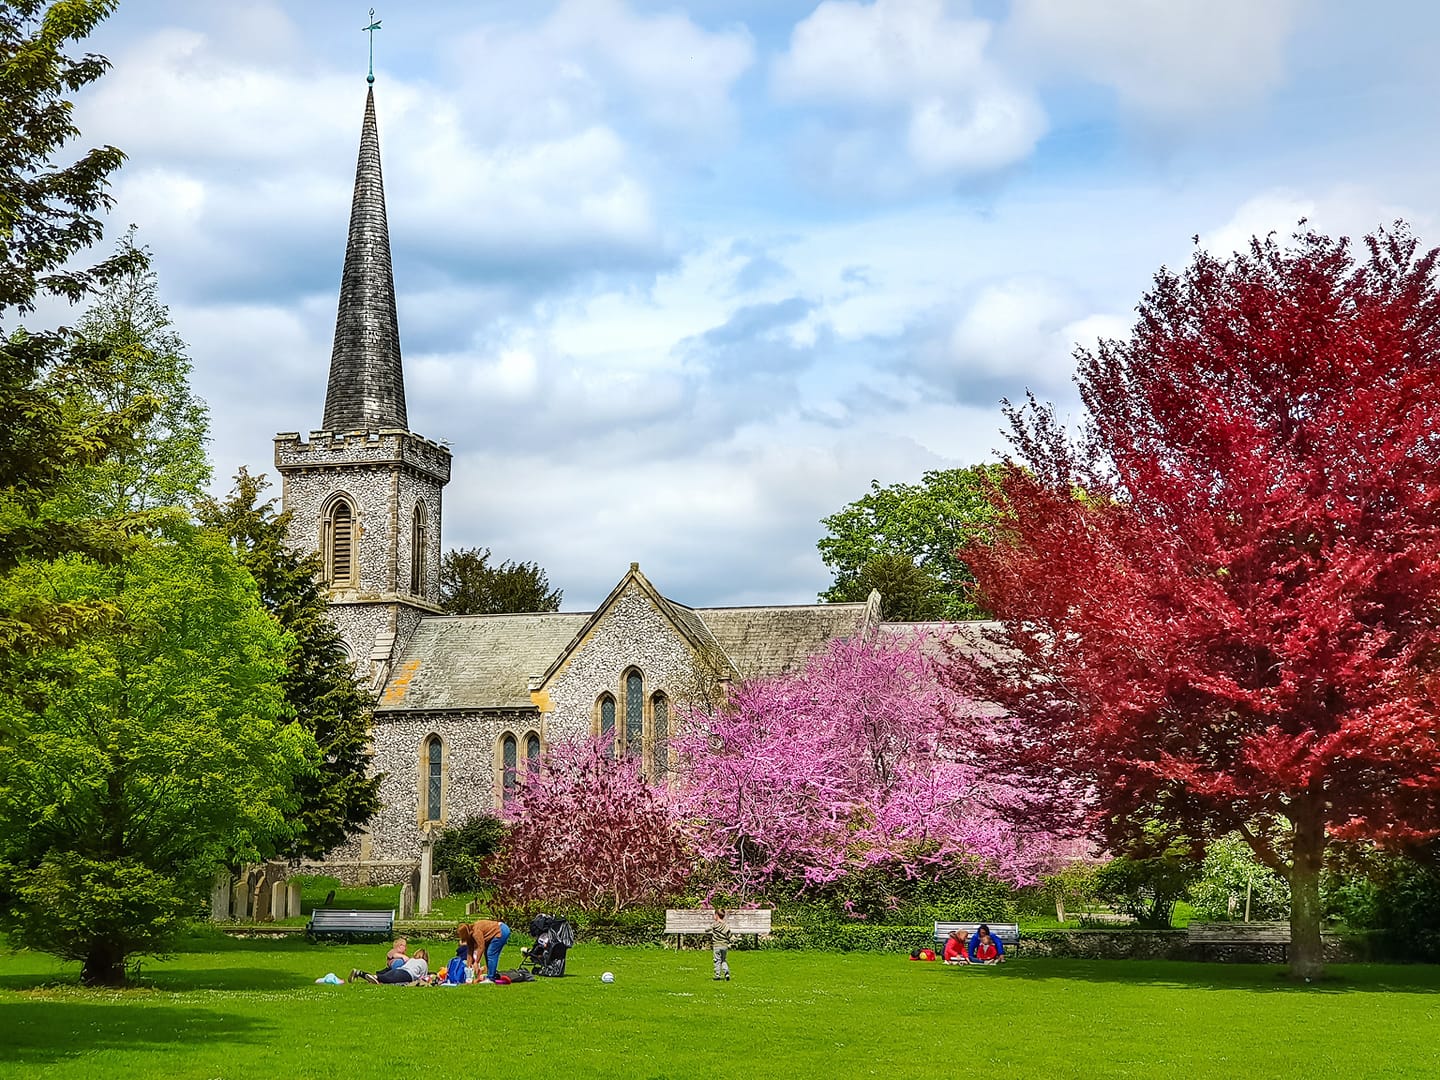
673,633,1066,899
485,738,691,913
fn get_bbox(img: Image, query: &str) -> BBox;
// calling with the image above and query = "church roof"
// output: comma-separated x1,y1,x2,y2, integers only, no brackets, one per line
698,602,871,679
323,85,408,433
375,612,589,712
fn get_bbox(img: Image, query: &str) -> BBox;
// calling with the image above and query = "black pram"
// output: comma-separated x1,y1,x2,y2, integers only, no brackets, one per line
521,913,575,977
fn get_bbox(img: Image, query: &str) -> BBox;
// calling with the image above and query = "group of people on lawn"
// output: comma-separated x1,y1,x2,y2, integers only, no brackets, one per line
943,924,1007,965
350,919,512,986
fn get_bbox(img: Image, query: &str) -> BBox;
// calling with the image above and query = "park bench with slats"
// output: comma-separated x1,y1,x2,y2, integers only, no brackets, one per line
934,922,1020,958
1187,921,1290,959
306,908,396,941
665,909,772,948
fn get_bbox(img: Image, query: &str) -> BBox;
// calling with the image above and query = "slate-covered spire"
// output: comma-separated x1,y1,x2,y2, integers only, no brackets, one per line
323,85,407,432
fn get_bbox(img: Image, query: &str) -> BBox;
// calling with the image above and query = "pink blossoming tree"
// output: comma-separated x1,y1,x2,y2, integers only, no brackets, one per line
485,739,690,913
673,633,1068,899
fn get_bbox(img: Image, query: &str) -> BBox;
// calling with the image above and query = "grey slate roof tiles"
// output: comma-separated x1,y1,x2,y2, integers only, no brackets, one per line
376,600,874,713
323,86,408,433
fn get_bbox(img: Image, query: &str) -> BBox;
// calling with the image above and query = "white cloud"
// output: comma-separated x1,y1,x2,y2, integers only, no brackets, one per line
1199,187,1436,259
1010,0,1304,119
451,0,756,151
772,0,1045,192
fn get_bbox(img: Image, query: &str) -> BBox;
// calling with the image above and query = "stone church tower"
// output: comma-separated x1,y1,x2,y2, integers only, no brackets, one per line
275,84,450,687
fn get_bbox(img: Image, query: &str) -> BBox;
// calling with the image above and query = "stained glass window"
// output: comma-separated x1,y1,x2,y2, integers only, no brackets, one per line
425,737,442,821
502,734,518,804
599,695,615,748
625,671,644,757
652,693,668,777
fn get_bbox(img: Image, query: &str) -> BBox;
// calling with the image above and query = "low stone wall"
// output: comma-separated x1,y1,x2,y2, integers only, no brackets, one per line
294,860,418,888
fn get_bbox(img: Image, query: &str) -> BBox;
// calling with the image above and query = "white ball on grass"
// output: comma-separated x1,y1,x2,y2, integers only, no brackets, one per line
601,971,614,983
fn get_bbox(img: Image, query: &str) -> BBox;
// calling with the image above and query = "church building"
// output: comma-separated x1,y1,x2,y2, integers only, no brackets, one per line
276,82,884,868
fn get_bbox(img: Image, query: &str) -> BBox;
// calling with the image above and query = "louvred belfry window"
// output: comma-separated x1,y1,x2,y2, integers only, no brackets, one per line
327,501,356,586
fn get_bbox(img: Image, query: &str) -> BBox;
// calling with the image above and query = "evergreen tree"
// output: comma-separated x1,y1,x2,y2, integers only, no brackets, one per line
52,227,210,519
201,469,381,858
440,546,562,614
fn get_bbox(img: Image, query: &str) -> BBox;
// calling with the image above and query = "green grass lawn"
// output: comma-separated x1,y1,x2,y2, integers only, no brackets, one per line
2,933,1437,1079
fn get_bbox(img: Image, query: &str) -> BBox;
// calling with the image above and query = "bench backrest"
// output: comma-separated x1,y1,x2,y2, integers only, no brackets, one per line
934,922,1020,946
1186,921,1290,944
665,909,773,935
309,908,396,934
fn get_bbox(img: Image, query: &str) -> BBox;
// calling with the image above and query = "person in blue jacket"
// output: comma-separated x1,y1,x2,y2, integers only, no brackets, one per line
968,924,1006,964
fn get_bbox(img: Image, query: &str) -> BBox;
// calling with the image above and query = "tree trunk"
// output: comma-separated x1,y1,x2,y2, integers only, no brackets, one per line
81,939,127,987
1288,811,1326,980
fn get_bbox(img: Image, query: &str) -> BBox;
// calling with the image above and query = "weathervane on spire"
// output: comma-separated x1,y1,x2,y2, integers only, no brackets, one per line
363,8,381,85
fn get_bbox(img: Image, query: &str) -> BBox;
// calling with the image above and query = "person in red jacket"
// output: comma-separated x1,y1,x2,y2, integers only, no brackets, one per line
942,930,969,964
969,924,1006,964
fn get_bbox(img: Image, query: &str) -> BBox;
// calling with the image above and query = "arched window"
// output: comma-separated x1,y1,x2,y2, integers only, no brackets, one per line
501,734,518,804
651,693,669,778
423,736,443,822
625,670,644,757
525,731,541,771
598,694,616,748
324,499,356,586
409,501,426,595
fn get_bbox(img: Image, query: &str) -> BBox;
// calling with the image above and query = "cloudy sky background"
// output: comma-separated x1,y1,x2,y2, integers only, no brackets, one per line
57,0,1440,607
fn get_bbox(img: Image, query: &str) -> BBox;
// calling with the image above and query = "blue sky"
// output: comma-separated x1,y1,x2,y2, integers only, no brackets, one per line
61,0,1440,607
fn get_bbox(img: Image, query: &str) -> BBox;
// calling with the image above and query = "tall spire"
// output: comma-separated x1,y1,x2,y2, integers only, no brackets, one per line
323,85,407,432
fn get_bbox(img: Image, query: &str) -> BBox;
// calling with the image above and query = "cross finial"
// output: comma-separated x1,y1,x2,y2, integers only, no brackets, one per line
363,8,381,84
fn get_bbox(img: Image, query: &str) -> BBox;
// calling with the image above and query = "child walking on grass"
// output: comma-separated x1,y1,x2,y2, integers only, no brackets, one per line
711,908,732,981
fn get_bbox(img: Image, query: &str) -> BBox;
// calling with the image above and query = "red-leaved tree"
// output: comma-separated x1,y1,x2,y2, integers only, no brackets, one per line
675,632,1066,900
486,739,690,913
957,226,1440,978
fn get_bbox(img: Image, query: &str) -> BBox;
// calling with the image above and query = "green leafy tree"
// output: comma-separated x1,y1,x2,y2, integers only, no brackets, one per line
51,227,209,519
1092,829,1203,929
0,525,316,985
440,546,562,615
200,469,380,858
1189,834,1291,922
0,0,148,661
818,465,1003,620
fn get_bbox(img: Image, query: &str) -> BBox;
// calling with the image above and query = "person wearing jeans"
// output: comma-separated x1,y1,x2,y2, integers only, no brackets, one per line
470,918,511,980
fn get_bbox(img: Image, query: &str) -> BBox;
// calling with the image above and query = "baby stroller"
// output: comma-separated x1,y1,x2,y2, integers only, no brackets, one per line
521,913,575,977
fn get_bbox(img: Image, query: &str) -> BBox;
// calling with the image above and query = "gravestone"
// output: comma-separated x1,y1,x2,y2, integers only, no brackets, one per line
287,880,302,920
271,881,288,922
210,870,232,921
232,873,250,920
399,882,415,920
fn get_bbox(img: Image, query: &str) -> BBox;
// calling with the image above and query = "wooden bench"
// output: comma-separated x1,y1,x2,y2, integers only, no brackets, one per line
934,922,1020,958
306,908,396,941
1187,921,1290,959
665,909,772,948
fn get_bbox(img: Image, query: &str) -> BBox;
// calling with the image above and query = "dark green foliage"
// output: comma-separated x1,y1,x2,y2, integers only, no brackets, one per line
817,464,1003,620
200,470,381,859
1094,852,1202,929
0,0,148,663
433,814,506,893
794,859,1016,925
439,546,562,614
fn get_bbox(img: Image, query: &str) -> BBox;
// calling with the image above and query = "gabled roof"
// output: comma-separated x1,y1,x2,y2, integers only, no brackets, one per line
536,564,731,687
375,611,589,712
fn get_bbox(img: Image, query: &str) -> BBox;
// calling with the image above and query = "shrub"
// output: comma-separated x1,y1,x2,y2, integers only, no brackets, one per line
433,815,506,894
